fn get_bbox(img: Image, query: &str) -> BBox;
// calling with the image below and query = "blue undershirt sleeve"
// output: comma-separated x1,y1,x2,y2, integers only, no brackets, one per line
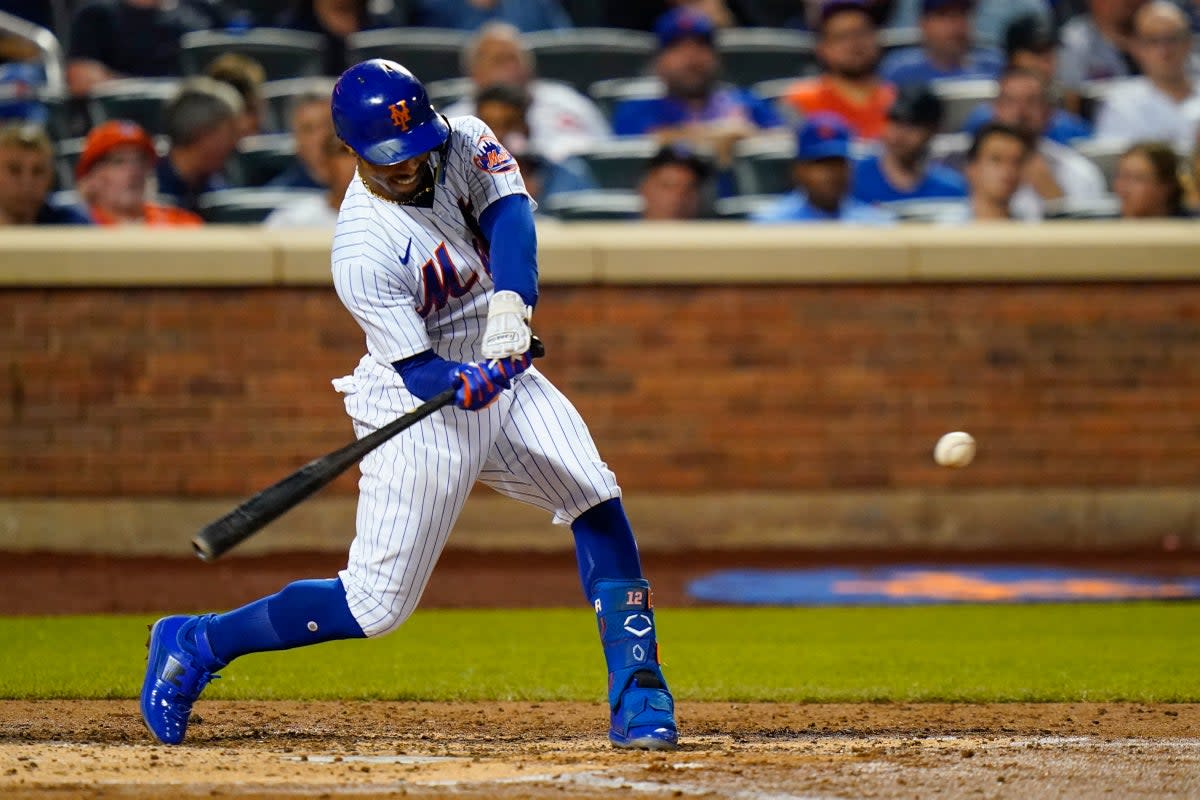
393,349,462,402
479,193,538,308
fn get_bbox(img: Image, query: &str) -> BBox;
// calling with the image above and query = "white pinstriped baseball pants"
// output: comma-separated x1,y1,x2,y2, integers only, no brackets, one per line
333,355,621,637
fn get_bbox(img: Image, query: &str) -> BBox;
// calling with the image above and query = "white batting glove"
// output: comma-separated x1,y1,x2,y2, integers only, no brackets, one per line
481,290,532,360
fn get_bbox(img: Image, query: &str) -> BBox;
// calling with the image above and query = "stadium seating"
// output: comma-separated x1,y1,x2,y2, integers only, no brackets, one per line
575,138,665,190
714,194,775,219
540,189,642,220
261,77,337,133
713,29,816,88
86,79,179,137
1042,194,1121,219
426,78,474,110
179,29,325,81
878,27,922,53
53,136,85,191
1077,79,1123,123
1074,139,1129,190
732,135,795,196
524,29,657,94
197,188,321,223
878,198,965,221
229,133,296,187
587,77,664,119
346,28,469,84
751,78,803,124
930,79,997,134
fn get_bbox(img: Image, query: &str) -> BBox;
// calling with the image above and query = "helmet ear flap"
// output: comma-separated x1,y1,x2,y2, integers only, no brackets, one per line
332,59,450,165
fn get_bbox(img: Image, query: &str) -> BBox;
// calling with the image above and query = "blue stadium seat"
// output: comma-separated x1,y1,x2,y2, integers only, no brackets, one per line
346,28,469,84
197,188,321,223
714,29,816,88
87,78,179,137
524,29,656,94
179,29,325,81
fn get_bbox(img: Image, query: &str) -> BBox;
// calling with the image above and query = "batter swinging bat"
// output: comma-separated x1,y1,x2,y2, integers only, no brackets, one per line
192,338,544,562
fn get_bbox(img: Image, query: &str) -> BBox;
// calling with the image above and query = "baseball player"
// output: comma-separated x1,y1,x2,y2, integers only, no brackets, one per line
140,59,678,751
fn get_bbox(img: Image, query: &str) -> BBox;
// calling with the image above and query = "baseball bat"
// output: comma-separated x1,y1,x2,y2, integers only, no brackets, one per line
192,339,543,562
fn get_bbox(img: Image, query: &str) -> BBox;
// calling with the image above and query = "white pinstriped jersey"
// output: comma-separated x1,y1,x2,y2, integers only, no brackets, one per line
331,115,530,368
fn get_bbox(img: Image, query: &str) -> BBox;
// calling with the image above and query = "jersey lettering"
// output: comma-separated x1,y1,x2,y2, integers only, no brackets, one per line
415,242,478,317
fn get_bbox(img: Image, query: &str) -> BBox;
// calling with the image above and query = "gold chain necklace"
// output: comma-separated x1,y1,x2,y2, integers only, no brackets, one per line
358,165,435,206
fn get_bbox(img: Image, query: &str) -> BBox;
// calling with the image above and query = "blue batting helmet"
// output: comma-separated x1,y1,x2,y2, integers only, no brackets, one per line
331,59,450,166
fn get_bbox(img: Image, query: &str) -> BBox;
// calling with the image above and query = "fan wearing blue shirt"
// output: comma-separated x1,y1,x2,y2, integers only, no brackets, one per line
880,0,1004,86
852,84,967,205
959,14,1092,146
612,8,780,183
752,113,897,224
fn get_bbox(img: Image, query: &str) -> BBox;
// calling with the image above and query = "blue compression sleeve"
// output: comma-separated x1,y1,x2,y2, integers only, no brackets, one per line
571,498,645,599
394,349,461,402
479,193,538,308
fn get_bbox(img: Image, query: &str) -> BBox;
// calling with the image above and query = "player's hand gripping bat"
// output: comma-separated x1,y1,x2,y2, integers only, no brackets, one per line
192,338,544,561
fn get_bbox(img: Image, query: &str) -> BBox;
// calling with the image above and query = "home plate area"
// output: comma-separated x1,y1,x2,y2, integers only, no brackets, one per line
2,701,1197,799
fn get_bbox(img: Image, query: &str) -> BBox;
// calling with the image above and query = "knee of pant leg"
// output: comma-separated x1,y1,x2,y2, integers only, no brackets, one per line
337,571,417,638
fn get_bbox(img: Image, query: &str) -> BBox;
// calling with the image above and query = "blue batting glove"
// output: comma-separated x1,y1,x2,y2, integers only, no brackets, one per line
453,354,532,410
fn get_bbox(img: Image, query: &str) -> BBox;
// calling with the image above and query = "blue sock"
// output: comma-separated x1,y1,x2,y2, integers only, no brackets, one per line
200,577,366,665
571,498,644,599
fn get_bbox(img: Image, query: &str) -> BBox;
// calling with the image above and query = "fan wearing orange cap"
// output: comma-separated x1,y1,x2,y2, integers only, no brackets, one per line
76,121,202,226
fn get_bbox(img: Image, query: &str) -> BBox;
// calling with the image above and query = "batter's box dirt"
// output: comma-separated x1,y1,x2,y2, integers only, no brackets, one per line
1,701,1197,799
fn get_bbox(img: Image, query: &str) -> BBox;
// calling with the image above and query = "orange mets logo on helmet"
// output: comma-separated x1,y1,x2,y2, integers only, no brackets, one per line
389,100,411,131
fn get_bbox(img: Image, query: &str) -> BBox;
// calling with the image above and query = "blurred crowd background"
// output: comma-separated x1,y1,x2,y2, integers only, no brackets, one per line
0,0,1198,227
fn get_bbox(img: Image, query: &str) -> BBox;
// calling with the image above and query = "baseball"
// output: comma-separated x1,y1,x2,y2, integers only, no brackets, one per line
934,431,976,468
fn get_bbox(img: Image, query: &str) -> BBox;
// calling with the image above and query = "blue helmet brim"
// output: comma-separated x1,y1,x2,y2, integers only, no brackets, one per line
348,114,451,166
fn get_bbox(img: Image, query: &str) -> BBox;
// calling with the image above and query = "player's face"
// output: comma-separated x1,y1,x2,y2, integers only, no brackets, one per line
1115,151,1172,218
293,100,335,184
920,6,971,61
639,163,701,220
82,145,150,215
993,75,1049,139
795,157,850,212
967,133,1027,206
883,120,934,168
655,37,719,100
817,11,880,80
358,151,432,199
0,144,53,224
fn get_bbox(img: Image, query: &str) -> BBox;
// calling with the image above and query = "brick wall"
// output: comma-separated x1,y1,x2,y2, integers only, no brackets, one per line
4,283,1199,496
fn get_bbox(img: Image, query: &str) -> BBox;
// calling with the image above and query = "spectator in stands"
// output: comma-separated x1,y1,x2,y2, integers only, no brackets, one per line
75,120,203,226
960,15,1094,145
472,83,595,202
752,113,897,222
784,0,896,141
264,133,355,227
1114,141,1190,216
269,81,336,190
885,0,1052,48
411,0,573,32
1057,0,1147,113
991,67,1107,219
1095,1,1200,152
443,23,609,160
940,122,1033,220
880,0,1005,86
0,123,91,225
852,85,968,204
156,78,242,213
639,143,711,220
277,0,396,77
603,0,765,29
613,9,780,171
206,54,267,139
66,0,224,96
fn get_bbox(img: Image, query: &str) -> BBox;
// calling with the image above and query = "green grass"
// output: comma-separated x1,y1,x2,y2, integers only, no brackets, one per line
1,604,1197,702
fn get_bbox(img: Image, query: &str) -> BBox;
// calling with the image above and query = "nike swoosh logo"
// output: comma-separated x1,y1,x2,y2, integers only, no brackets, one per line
399,238,412,266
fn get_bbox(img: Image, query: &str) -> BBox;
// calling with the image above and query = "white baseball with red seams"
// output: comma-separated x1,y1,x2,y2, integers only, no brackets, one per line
934,431,976,468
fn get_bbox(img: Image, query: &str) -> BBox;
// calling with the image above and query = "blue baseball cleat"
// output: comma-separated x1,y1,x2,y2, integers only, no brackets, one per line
140,615,223,745
592,579,679,751
609,669,678,750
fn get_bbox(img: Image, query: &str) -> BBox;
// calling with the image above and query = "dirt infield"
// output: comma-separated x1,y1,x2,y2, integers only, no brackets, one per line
1,701,1197,799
